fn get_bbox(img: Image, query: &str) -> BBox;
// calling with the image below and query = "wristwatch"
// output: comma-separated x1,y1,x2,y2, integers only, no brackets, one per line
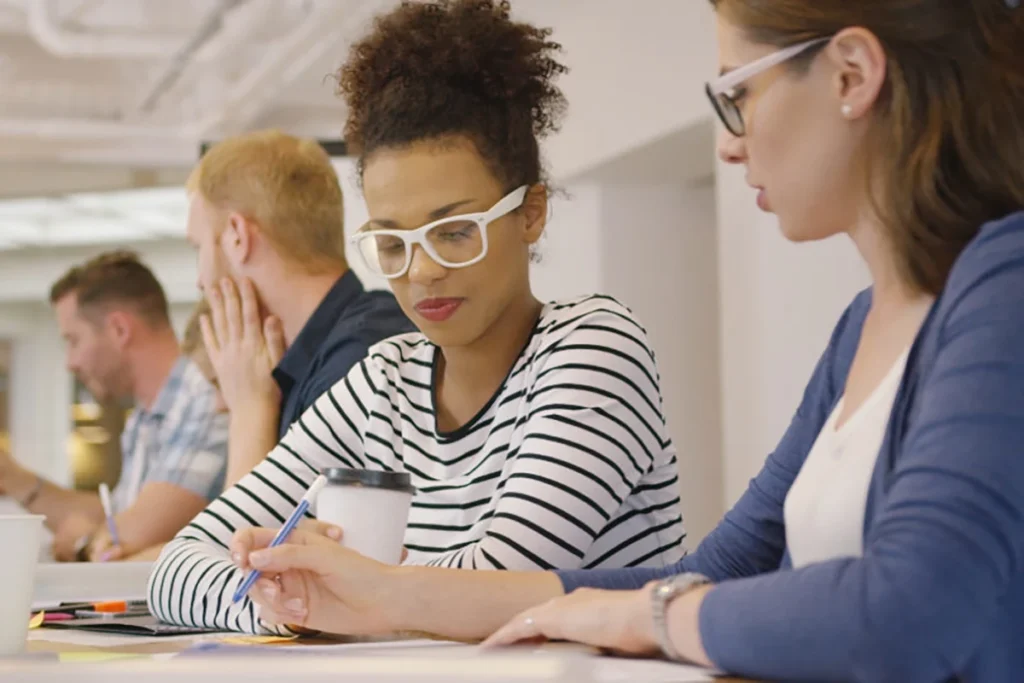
650,572,711,661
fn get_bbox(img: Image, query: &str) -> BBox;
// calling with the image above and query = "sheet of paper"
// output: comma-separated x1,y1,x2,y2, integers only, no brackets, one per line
57,652,152,664
593,656,719,683
276,638,471,653
31,561,154,608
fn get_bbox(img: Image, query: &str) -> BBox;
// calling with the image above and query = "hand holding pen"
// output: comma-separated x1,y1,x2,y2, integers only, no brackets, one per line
232,475,328,604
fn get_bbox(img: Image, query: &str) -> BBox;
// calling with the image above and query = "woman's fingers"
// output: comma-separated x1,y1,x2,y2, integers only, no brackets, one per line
248,538,341,575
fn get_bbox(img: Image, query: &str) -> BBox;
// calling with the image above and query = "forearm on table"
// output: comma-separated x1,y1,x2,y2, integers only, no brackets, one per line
6,466,102,530
149,538,285,633
226,401,280,487
387,566,564,641
114,482,209,555
126,543,166,561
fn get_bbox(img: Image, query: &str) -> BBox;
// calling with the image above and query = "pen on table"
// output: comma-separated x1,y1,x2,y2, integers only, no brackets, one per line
41,612,76,623
231,475,328,604
48,599,148,612
73,600,151,617
98,482,120,549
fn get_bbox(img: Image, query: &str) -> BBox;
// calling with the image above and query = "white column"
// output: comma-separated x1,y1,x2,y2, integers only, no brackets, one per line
0,304,72,486
715,160,869,503
598,180,723,543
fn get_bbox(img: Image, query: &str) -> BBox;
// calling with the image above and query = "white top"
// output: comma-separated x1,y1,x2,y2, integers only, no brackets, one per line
150,295,686,632
784,349,909,568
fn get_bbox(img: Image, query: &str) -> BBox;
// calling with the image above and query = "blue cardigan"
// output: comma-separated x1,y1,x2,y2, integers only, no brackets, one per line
558,210,1024,682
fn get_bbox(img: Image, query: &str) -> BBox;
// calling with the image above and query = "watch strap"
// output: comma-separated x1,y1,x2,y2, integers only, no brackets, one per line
650,572,710,660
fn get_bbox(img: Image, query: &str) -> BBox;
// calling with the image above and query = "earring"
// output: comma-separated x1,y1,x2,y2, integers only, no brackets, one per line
841,104,853,118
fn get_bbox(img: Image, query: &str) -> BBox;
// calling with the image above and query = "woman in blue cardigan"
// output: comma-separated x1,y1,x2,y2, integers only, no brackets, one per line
230,0,1024,680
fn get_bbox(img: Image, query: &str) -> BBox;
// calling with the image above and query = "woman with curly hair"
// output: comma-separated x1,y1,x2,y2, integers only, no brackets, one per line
147,0,686,633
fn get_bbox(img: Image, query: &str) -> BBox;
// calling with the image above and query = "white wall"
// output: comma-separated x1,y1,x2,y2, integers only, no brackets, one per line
599,180,722,543
530,184,604,301
514,0,717,181
714,160,869,503
0,304,71,486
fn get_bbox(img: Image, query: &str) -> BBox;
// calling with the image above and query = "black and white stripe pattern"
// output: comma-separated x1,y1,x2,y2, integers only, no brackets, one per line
149,295,686,632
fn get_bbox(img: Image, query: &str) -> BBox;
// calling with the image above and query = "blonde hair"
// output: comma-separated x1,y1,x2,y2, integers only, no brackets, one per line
188,130,347,271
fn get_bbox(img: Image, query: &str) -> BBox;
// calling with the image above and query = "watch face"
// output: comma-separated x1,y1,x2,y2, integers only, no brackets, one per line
655,583,675,598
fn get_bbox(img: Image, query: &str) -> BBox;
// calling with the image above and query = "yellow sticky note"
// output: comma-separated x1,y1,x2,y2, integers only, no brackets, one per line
219,635,298,645
59,652,149,664
28,611,45,630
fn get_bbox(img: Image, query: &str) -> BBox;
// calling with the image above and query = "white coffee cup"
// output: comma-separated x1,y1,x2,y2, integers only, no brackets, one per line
316,468,415,565
0,514,45,656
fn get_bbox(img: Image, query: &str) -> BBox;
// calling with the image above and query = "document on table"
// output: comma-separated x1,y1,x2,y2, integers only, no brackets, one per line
28,627,226,649
31,561,153,608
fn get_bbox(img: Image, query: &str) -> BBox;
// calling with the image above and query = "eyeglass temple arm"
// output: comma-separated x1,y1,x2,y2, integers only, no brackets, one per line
709,37,830,95
484,185,530,220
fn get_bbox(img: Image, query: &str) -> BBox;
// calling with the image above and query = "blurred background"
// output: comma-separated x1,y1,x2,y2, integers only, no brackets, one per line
0,0,868,544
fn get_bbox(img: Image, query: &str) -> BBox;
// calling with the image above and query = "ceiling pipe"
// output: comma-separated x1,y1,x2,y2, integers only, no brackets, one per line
190,0,330,136
130,0,247,117
27,0,190,58
0,0,394,165
194,0,387,138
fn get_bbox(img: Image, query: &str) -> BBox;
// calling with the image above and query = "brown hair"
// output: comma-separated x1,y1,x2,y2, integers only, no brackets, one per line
188,130,347,272
50,250,170,328
336,0,568,189
712,0,1024,294
181,298,210,357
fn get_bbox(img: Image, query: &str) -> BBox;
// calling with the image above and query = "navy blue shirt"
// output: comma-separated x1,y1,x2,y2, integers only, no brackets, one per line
271,271,413,439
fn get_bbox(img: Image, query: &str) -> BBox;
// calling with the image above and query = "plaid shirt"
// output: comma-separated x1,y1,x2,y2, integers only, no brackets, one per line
112,357,228,511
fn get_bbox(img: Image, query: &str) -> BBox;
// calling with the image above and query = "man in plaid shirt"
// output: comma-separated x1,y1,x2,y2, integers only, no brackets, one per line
0,251,228,561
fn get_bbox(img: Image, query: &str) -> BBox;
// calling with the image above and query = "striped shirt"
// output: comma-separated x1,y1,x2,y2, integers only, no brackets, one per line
148,295,686,632
114,356,229,511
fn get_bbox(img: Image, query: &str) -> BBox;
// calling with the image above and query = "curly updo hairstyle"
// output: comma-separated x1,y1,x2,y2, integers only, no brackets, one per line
337,0,568,189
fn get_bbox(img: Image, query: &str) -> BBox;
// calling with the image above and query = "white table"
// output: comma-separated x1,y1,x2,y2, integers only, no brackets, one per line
10,629,737,683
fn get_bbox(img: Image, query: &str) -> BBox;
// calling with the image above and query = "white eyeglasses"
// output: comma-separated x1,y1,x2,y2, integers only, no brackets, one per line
349,185,529,279
706,37,831,137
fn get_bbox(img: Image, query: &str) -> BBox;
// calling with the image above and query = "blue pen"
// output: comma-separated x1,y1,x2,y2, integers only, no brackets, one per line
232,475,328,604
98,483,120,548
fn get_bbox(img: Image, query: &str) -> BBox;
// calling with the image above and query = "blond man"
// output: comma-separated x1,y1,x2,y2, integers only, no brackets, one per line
185,130,411,486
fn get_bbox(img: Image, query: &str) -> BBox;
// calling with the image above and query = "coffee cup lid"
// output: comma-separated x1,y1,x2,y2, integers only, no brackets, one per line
321,468,416,493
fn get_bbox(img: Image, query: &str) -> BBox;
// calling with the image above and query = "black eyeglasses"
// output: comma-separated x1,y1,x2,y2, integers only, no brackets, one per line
705,37,831,137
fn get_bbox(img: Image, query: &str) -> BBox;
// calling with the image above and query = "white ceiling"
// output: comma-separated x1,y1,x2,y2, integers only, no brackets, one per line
0,158,366,252
0,186,188,249
0,0,391,167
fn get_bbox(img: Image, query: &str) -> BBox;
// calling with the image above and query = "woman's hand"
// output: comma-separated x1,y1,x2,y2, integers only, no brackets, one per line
86,528,123,562
52,514,98,562
230,521,401,635
482,586,661,656
485,581,715,668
